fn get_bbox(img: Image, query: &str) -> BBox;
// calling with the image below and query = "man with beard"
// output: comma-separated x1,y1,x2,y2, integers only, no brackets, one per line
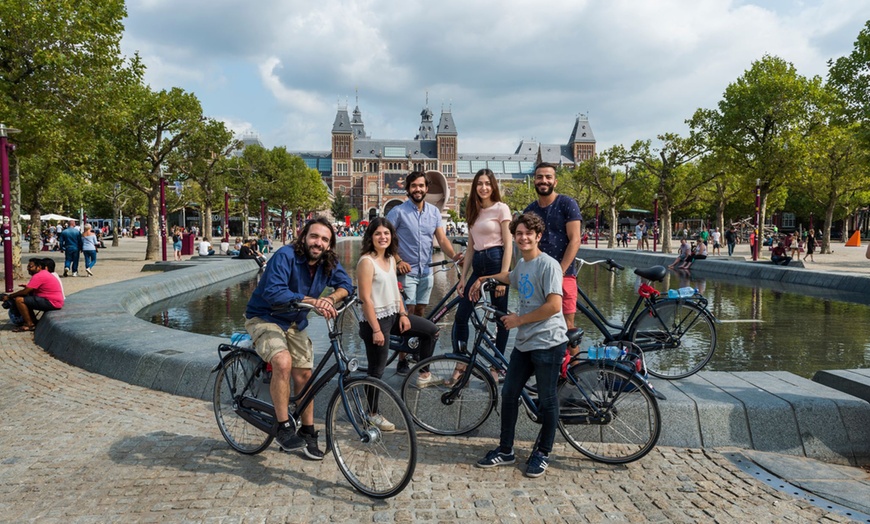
523,162,582,331
244,217,353,460
387,171,462,374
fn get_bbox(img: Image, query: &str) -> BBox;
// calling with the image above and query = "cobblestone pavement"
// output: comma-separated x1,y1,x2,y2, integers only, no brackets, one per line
1,238,866,522
0,331,855,523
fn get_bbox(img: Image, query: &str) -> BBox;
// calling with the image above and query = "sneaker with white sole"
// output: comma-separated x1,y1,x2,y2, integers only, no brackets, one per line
63,268,68,277
525,450,549,478
476,448,515,468
72,272,78,277
367,413,395,432
85,268,93,276
275,424,304,451
416,373,442,388
299,430,324,460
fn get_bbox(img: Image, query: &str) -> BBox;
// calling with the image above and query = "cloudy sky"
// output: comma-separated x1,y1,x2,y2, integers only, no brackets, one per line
121,0,869,155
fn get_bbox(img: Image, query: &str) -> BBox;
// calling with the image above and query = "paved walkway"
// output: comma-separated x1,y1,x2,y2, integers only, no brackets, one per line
1,238,868,522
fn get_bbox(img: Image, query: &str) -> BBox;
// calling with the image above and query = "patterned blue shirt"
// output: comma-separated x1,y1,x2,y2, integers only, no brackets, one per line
245,244,353,331
524,194,583,277
386,199,443,277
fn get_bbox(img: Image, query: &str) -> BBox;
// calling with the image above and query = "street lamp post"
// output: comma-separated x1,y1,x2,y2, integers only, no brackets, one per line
653,194,659,252
281,205,287,244
223,188,230,242
754,178,761,261
594,202,600,249
260,197,266,234
1,123,21,293
159,174,167,262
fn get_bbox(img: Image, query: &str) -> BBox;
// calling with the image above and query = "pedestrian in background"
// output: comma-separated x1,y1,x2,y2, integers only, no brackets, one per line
81,224,99,276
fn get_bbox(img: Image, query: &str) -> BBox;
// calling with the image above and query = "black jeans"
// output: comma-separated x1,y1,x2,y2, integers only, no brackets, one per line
500,343,566,455
453,246,509,353
359,313,439,412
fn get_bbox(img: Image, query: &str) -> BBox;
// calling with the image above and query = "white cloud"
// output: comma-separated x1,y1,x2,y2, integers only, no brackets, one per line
121,0,870,152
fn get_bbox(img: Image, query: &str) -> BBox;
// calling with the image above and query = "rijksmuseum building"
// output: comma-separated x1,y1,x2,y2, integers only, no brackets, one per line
292,102,596,219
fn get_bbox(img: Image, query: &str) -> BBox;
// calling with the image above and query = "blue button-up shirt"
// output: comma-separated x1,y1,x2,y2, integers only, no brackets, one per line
387,199,442,277
245,245,353,331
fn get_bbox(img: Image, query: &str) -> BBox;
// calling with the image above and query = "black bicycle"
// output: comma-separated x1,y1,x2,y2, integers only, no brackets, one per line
212,292,417,499
574,258,718,379
401,280,662,464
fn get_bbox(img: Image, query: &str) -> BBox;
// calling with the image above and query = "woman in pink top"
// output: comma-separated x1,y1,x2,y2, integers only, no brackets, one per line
451,169,513,363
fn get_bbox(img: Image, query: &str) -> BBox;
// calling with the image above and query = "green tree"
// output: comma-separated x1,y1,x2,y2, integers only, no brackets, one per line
608,133,711,253
331,187,351,222
0,0,127,271
169,118,239,240
690,55,821,246
110,84,204,259
828,20,870,146
573,155,643,248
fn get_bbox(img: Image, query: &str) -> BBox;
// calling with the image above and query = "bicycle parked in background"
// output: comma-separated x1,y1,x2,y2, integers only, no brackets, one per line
212,292,417,499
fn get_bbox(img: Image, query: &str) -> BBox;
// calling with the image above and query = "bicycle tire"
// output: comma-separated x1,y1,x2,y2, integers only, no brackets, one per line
558,361,661,464
400,354,497,436
326,377,417,499
629,300,716,379
213,351,274,454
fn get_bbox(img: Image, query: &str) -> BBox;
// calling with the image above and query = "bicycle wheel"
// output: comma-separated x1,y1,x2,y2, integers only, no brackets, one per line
629,300,716,379
558,361,660,464
401,355,497,436
326,377,417,499
213,351,273,454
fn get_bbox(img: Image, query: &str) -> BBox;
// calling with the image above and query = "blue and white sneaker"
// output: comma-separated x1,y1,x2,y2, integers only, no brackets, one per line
476,448,515,468
525,450,550,478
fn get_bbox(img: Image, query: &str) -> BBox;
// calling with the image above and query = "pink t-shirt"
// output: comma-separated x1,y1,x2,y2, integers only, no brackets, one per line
470,202,511,250
27,270,64,309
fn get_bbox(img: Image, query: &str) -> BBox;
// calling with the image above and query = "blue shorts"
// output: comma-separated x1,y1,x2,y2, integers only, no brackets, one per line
399,273,434,306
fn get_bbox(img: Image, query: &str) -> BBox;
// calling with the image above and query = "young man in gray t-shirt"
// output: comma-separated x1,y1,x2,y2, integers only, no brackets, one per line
468,213,568,478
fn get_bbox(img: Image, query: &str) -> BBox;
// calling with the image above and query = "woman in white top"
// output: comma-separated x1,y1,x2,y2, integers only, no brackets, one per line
357,217,440,431
81,224,99,276
452,169,513,357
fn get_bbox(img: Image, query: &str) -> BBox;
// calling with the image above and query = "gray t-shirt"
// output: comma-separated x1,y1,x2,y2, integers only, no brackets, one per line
509,252,568,351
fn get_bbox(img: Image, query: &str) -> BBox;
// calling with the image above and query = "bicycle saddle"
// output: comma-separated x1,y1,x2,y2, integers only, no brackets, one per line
634,266,667,282
567,328,584,347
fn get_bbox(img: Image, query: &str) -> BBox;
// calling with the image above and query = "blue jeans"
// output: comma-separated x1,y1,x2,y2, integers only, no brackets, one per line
64,249,80,273
83,250,96,269
499,342,566,455
452,246,509,353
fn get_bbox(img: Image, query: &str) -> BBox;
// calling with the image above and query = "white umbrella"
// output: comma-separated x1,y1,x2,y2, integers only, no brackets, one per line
38,213,76,221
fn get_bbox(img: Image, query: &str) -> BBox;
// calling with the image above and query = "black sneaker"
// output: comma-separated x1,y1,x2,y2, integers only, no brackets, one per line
299,430,324,461
476,448,515,468
525,450,549,478
396,359,411,375
275,424,304,451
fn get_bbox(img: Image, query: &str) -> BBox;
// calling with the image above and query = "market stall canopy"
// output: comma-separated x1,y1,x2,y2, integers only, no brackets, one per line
19,213,76,221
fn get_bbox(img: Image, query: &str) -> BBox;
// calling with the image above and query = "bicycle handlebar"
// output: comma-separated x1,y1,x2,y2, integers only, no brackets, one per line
279,292,359,317
574,257,624,272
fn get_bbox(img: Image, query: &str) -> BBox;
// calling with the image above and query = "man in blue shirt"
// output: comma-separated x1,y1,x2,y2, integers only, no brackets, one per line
58,220,83,277
245,217,353,459
387,171,461,374
523,162,582,332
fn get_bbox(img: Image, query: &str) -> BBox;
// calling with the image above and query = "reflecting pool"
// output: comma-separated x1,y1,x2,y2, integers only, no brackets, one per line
137,240,870,378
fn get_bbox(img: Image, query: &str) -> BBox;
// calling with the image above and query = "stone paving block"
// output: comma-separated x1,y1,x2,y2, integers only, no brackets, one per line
739,371,856,465
813,369,870,404
649,379,703,448
701,371,804,456
669,374,753,449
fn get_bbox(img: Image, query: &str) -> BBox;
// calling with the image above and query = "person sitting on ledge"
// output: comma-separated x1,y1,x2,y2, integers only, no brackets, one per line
679,241,707,269
771,242,792,265
198,238,215,256
668,238,691,269
1,258,64,332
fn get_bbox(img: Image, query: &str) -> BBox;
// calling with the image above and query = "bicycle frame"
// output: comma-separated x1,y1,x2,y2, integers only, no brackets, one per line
215,295,373,441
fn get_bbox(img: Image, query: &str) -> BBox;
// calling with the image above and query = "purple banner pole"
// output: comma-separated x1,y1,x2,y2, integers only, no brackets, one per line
1,124,20,292
224,188,230,242
160,176,167,262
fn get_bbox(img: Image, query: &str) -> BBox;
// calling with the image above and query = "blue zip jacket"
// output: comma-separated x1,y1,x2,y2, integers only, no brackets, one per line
245,244,353,331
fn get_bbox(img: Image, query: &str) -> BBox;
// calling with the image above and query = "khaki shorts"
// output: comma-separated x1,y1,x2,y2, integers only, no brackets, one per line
244,317,314,369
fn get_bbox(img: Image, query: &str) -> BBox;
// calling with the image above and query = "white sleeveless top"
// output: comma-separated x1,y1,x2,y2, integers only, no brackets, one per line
357,254,403,320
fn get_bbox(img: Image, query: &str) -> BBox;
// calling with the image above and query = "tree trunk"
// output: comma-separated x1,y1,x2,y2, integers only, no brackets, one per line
10,157,23,279
660,208,673,254
112,200,121,247
608,203,617,248
29,212,42,253
145,188,161,260
242,201,250,238
822,203,835,254
202,202,213,242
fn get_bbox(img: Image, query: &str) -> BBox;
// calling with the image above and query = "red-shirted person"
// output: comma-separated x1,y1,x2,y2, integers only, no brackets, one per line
1,258,64,332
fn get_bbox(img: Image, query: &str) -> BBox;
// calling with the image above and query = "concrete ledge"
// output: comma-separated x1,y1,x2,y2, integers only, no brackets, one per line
32,246,870,466
814,369,870,404
35,257,261,399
